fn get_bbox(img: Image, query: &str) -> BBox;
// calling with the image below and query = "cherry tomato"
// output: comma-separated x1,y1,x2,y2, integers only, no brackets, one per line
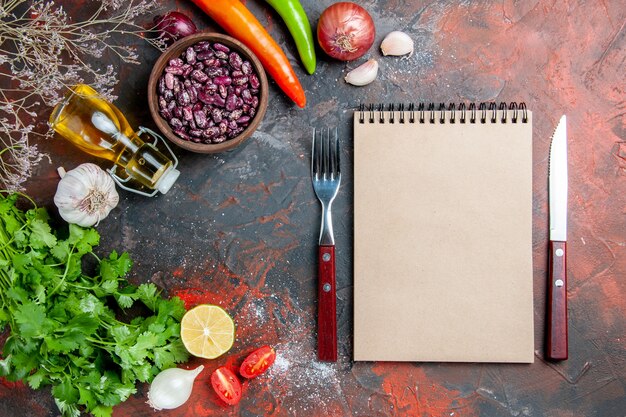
239,346,276,378
210,367,242,405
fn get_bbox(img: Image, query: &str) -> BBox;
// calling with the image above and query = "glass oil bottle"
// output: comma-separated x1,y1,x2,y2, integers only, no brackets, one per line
49,84,179,195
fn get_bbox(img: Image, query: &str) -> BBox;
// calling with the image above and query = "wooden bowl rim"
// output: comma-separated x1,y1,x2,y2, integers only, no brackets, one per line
148,32,268,154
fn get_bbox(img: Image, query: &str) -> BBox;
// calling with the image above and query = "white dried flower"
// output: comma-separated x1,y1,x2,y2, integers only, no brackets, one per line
0,0,165,191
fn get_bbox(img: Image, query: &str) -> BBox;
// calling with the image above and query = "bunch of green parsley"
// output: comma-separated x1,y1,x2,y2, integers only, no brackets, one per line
0,193,189,417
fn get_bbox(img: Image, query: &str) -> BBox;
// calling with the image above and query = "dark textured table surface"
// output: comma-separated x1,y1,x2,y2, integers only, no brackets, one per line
2,1,625,416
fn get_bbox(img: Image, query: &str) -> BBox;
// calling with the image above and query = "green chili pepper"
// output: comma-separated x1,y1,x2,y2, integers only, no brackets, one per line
265,0,316,75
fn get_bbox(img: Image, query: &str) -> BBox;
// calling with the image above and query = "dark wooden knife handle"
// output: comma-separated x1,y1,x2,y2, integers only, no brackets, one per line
547,240,568,360
318,245,337,361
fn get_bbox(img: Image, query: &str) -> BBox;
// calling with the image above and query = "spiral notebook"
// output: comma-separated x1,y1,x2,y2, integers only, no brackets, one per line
353,103,534,363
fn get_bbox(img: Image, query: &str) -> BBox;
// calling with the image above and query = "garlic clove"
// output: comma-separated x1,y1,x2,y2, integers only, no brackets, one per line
345,59,379,86
54,163,119,227
380,31,414,57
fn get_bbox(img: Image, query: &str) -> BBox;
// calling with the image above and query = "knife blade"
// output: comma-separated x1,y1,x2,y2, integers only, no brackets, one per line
547,115,568,360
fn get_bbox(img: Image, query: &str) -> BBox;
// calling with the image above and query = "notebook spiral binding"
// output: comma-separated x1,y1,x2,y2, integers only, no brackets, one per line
358,102,528,124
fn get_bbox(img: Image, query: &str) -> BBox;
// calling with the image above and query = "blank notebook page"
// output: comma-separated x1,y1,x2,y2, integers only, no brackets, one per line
353,108,534,363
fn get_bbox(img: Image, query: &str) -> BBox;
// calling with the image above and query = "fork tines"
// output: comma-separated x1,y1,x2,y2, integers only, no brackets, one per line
312,128,340,180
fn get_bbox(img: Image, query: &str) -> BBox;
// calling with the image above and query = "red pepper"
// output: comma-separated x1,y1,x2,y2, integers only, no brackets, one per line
190,0,306,108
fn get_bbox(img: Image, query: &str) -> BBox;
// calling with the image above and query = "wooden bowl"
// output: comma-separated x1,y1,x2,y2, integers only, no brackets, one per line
148,32,268,153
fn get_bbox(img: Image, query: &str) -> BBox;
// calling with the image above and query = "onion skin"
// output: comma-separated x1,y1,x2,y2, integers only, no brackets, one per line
153,11,198,45
317,2,376,61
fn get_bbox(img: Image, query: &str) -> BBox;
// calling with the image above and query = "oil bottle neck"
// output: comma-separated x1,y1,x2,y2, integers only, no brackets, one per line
91,111,140,154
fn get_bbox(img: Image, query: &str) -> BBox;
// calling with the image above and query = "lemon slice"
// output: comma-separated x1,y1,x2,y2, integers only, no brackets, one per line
180,304,235,359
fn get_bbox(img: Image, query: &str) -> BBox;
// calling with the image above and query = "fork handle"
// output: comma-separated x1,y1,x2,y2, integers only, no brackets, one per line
318,245,337,361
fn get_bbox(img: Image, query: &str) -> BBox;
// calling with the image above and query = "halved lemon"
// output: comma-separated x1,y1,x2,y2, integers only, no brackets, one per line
180,304,235,359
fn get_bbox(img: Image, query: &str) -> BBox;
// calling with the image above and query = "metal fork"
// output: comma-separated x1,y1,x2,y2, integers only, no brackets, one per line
311,127,341,362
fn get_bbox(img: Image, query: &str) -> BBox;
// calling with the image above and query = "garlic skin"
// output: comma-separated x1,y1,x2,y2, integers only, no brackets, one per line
380,31,414,57
345,59,379,86
54,163,119,227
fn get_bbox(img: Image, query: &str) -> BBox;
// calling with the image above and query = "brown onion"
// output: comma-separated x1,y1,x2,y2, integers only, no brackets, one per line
317,2,376,61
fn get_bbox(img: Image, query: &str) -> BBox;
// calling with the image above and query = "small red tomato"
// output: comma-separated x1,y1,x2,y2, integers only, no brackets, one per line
210,367,242,406
239,346,276,379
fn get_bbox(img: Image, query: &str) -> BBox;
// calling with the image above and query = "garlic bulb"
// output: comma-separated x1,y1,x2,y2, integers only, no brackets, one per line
380,31,414,57
54,163,119,227
345,59,379,86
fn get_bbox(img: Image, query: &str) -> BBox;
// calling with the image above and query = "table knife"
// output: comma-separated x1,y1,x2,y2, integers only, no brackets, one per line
547,115,568,360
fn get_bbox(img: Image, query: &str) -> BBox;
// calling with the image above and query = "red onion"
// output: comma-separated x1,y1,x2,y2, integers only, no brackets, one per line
317,2,376,61
153,11,197,45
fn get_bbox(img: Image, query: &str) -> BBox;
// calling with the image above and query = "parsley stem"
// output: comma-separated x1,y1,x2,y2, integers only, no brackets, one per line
48,243,77,297
86,336,117,347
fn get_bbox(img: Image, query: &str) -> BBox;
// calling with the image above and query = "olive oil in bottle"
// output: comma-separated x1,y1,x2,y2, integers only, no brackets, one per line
49,84,179,194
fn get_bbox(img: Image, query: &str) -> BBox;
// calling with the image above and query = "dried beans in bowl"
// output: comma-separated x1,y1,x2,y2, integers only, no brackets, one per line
148,33,268,153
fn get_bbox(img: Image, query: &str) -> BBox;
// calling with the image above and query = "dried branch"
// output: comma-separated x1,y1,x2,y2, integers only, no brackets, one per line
0,0,166,191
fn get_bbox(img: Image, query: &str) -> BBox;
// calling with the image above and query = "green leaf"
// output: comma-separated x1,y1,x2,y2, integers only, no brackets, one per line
100,278,118,294
95,385,125,407
64,256,83,282
154,339,189,369
91,405,113,417
13,228,28,248
153,347,175,369
34,284,46,304
168,339,190,363
147,322,165,335
11,252,33,272
0,355,11,376
114,346,135,370
0,194,23,235
68,355,92,371
129,331,158,361
51,240,70,261
78,386,97,411
113,383,136,402
68,224,100,255
113,252,132,274
132,362,152,382
14,301,54,338
6,286,29,303
157,296,187,320
76,369,101,388
100,251,133,282
8,349,40,379
45,332,83,353
137,283,158,310
153,322,179,346
135,331,159,351
52,378,80,404
28,211,57,249
4,334,37,355
53,398,81,417
62,293,82,315
78,294,105,316
63,314,100,336
79,343,95,358
26,369,48,389
110,325,133,345
100,257,118,282
116,294,134,309
0,307,9,324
